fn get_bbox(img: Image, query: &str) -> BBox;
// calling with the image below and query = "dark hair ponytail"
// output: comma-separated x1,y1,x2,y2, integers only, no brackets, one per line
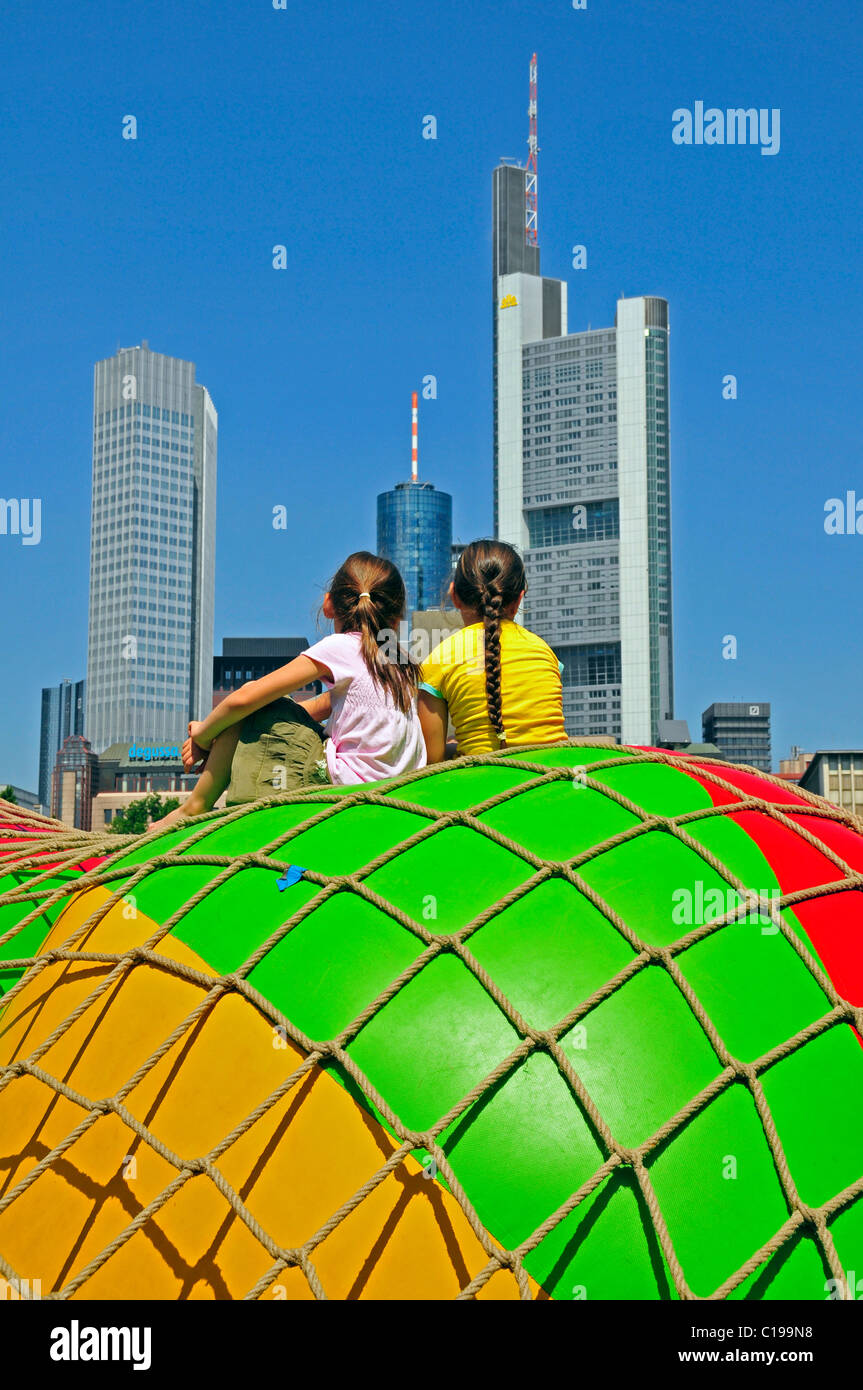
452,539,526,746
327,551,419,715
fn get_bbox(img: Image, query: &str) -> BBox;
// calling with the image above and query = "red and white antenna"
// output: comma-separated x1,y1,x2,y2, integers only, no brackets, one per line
411,390,418,481
525,52,538,247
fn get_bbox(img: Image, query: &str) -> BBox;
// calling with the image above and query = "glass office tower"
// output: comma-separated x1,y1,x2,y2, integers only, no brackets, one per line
377,481,453,618
38,677,85,811
86,342,217,752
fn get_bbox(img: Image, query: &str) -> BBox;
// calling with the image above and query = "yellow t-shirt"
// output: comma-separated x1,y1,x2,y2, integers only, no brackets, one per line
419,620,566,754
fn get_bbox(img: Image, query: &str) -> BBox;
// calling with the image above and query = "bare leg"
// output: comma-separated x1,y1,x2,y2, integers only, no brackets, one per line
150,725,243,829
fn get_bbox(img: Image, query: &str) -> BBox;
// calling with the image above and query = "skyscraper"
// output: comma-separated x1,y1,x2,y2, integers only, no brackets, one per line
377,482,453,617
38,677,85,811
492,159,565,549
377,393,453,619
86,342,217,752
492,64,673,745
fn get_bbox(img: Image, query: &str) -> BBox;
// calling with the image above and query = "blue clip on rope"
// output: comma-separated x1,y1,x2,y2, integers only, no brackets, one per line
276,865,306,892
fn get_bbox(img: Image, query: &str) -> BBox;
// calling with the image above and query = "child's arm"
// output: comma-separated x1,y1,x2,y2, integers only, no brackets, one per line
418,690,448,765
192,655,333,750
293,689,332,724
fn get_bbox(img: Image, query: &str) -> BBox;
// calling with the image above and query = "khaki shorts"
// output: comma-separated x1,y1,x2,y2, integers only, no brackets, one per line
225,698,330,805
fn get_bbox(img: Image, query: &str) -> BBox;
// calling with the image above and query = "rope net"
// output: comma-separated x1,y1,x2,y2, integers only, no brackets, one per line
0,740,862,1301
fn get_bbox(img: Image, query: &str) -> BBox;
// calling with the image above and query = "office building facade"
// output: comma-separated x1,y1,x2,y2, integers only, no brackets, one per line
377,482,453,618
92,742,199,828
86,342,217,754
51,735,98,830
778,747,813,782
492,159,673,745
213,637,320,705
799,750,863,817
702,702,771,772
38,678,85,811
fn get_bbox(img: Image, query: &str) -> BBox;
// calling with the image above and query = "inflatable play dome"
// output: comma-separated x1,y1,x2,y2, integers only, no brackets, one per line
0,742,861,1301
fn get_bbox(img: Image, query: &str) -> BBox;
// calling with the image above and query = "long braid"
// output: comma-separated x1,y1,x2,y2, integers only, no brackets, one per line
481,589,506,746
452,539,526,750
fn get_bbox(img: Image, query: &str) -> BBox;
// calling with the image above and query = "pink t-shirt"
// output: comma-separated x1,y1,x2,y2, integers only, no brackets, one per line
303,631,427,785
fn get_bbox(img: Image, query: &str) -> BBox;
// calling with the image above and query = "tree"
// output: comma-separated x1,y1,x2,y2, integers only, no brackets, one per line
109,793,179,834
0,786,18,804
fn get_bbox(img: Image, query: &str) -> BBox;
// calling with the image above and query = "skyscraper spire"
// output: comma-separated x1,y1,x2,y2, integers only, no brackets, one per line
378,390,452,618
525,52,538,247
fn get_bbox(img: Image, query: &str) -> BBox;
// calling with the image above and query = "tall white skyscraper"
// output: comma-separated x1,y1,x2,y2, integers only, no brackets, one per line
86,342,217,752
492,159,673,746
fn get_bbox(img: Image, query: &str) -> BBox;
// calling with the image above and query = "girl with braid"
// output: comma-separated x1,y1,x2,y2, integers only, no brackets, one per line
417,539,566,763
153,552,425,826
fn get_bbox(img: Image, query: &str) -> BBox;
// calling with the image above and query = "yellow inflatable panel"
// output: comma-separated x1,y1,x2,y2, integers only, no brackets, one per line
0,887,538,1300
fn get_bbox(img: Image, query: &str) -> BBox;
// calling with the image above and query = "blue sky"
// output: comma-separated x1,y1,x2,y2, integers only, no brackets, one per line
1,0,861,789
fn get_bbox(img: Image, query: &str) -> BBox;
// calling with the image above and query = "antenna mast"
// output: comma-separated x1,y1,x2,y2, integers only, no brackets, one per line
525,52,538,247
411,391,418,482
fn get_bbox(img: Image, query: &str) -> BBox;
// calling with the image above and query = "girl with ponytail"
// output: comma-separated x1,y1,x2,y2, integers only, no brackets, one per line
153,552,425,825
417,539,566,763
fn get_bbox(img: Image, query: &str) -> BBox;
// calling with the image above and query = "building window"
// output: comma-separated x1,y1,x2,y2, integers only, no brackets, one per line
526,499,619,548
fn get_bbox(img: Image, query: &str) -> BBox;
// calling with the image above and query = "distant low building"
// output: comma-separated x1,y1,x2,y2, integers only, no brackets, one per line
409,608,463,743
91,742,202,829
702,702,771,773
0,784,41,812
654,721,727,760
52,735,98,829
213,638,320,706
778,747,814,781
409,607,463,659
677,742,724,762
799,751,863,819
656,719,691,750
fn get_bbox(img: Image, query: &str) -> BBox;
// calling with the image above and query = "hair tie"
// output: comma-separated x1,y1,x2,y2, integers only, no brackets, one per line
358,591,371,598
